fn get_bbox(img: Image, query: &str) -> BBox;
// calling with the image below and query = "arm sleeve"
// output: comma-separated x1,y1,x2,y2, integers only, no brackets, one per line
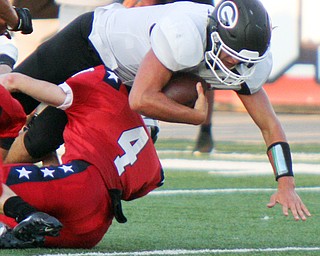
57,82,73,110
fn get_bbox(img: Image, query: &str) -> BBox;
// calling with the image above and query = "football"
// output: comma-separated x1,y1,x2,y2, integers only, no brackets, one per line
162,72,207,108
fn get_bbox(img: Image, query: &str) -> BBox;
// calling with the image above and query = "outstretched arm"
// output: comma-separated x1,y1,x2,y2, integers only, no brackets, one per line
0,72,67,107
238,88,311,221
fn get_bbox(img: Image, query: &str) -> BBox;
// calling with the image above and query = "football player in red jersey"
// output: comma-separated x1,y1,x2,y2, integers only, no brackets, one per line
0,41,62,248
0,85,63,248
0,65,164,248
0,85,26,194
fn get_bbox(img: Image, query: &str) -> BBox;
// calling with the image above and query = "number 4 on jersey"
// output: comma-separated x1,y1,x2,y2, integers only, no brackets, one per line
114,126,149,175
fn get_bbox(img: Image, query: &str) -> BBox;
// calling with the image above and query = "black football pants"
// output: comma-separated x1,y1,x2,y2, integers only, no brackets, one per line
11,11,103,158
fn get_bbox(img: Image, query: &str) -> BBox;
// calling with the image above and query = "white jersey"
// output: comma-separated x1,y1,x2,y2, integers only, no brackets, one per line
0,36,18,63
89,2,273,95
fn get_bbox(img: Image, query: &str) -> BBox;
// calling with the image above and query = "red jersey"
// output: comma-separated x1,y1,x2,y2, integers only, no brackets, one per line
0,66,163,247
0,85,26,195
61,65,163,200
0,86,26,138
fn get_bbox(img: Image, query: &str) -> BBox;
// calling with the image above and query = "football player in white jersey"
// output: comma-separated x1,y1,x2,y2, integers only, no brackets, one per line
4,0,311,221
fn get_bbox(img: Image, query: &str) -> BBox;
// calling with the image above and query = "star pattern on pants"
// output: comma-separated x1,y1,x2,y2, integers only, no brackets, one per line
16,167,32,179
8,161,87,186
59,165,74,173
40,167,56,178
14,164,76,180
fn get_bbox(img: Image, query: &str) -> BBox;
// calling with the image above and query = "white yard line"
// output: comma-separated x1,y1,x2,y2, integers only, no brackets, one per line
40,247,320,256
160,158,320,175
149,186,320,196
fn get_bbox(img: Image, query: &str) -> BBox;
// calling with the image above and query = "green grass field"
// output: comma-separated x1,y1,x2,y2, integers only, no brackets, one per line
3,140,320,256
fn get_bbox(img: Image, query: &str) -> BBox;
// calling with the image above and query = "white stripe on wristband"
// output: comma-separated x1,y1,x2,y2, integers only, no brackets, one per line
267,142,294,181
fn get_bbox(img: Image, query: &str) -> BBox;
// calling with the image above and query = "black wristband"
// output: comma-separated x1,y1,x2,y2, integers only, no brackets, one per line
267,142,294,181
8,7,33,34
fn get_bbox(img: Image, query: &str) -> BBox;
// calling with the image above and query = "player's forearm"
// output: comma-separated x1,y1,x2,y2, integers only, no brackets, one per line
1,73,67,107
0,0,18,28
130,90,206,124
130,50,206,124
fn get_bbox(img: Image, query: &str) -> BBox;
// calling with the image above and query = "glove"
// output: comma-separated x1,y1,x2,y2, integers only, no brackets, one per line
8,7,33,34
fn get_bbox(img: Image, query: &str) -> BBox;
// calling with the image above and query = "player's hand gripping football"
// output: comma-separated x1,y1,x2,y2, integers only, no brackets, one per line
193,82,208,124
267,176,311,221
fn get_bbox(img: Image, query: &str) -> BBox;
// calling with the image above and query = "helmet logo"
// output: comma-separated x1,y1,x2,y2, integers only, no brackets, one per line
217,1,239,29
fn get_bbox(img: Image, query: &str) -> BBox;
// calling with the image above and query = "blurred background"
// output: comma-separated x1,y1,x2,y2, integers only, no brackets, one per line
216,0,320,114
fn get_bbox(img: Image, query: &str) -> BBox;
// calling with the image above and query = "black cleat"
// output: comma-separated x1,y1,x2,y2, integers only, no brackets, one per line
193,129,214,154
0,222,44,248
13,212,63,241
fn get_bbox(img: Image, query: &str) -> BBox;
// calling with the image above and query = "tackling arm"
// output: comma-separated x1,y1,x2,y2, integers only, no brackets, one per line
0,73,67,107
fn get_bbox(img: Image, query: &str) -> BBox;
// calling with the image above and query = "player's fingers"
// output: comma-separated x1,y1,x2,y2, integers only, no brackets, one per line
287,204,301,221
196,82,204,96
282,204,289,217
194,82,207,112
297,208,307,221
297,202,311,220
301,203,312,217
291,202,305,221
267,194,276,208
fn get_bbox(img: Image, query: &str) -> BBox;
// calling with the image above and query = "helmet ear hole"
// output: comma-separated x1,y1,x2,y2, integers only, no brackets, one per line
207,14,218,32
206,15,218,51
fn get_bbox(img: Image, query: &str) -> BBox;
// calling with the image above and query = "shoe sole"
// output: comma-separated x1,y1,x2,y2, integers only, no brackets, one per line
13,215,63,241
0,231,44,248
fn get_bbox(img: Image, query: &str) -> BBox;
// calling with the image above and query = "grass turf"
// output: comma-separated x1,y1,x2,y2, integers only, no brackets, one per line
3,140,320,256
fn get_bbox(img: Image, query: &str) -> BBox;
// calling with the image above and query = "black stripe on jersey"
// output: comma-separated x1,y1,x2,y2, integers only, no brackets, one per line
149,23,156,36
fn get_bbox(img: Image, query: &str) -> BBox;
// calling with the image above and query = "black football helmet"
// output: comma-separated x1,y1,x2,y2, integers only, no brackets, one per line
205,0,272,86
